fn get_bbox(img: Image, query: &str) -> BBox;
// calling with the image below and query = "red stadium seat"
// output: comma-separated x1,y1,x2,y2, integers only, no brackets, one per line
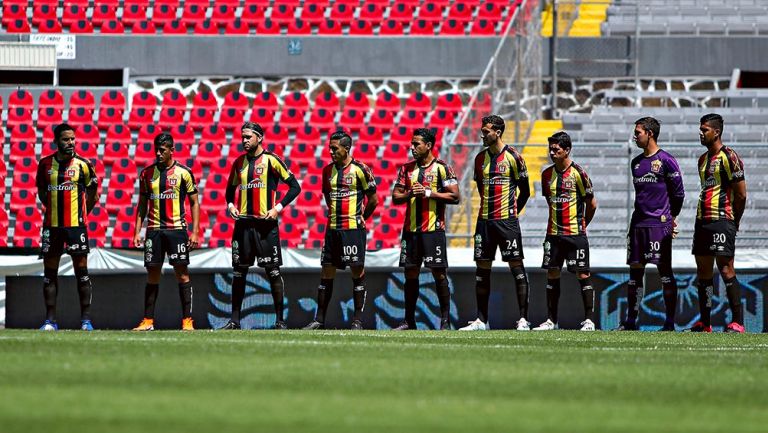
93,4,119,25
419,2,445,23
314,92,340,113
223,91,251,112
295,125,321,145
305,221,326,249
132,91,159,111
270,4,296,26
358,4,384,22
13,220,41,248
100,90,127,110
256,19,282,34
368,109,395,132
40,140,59,156
379,19,404,35
100,19,126,34
470,19,497,36
280,222,303,248
109,170,138,193
208,220,233,247
308,108,336,132
13,170,37,190
106,124,132,143
158,107,186,130
38,19,63,33
4,19,31,33
439,19,467,36
249,108,276,130
103,140,130,166
87,219,107,248
76,123,101,143
76,140,99,160
430,110,458,129
478,3,503,20
300,173,323,192
399,109,426,129
389,125,414,144
170,124,195,153
382,142,411,161
163,20,189,34
379,206,405,227
374,91,401,113
224,19,250,34
448,3,475,23
181,158,203,183
226,141,244,159
211,4,237,28
193,20,219,35
279,107,306,129
69,20,95,34
252,91,279,113
138,124,161,143
67,106,94,129
130,20,158,34
293,191,323,217
349,20,374,35
192,91,218,111
359,126,384,146
301,3,326,25
354,142,378,163
283,91,310,113
338,108,367,133
37,107,63,131
388,3,416,24
329,3,355,25
409,19,436,36
205,171,229,192
128,107,156,130
62,5,88,27
105,188,135,214
240,4,266,27
122,4,148,26
281,207,308,230
197,126,224,147
6,107,32,130
162,90,187,109
31,5,56,26
264,141,285,156
344,92,371,111
266,125,290,146
10,123,38,144
134,140,155,162
9,140,36,162
436,93,464,114
367,224,400,250
316,21,343,36
111,158,139,178
151,4,179,27
405,92,433,113
288,142,318,168
201,187,226,212
38,89,64,110
8,89,34,111
182,3,208,26
110,219,136,249
188,108,214,130
286,18,312,34
97,106,124,129
218,107,245,132
2,4,26,25
10,189,38,215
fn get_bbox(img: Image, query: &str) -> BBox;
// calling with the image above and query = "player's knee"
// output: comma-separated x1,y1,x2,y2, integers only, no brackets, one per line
74,267,90,285
43,267,58,287
233,266,249,278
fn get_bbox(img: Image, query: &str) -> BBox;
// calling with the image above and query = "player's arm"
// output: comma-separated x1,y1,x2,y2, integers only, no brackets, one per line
585,195,597,227
430,183,460,205
392,183,410,205
36,162,47,204
133,195,148,248
516,178,530,213
84,160,100,214
225,183,239,219
363,190,379,220
732,180,747,231
188,192,200,249
266,175,301,220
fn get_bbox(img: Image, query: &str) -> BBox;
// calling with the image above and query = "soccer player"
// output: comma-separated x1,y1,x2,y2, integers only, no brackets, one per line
690,113,747,333
219,122,301,330
617,117,685,331
460,114,532,331
36,123,100,331
532,132,597,331
391,128,460,330
132,133,200,331
304,131,378,330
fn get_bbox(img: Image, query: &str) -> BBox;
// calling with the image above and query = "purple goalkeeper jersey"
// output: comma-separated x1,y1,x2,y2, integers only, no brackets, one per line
630,149,685,227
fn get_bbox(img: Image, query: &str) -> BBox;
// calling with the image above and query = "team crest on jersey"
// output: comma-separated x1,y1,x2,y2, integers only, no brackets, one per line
426,175,434,182
256,165,264,175
651,160,662,173
563,179,574,189
495,161,508,174
344,175,354,185
67,169,76,178
169,177,178,186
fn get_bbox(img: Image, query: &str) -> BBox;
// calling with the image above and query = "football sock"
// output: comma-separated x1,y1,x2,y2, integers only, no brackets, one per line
697,278,714,327
578,277,595,322
435,275,451,321
42,267,58,322
658,265,677,326
626,267,645,324
231,267,248,324
404,277,419,328
267,267,285,322
315,278,334,323
143,283,160,319
352,276,366,321
475,268,491,323
546,278,561,323
511,265,529,319
724,276,743,325
179,281,193,318
74,267,92,321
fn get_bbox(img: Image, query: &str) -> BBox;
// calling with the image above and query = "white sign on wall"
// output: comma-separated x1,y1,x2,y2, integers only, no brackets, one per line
29,34,76,60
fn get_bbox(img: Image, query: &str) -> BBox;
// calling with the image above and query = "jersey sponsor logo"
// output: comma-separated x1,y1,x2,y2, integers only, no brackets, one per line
329,190,353,199
149,188,179,200
48,181,76,191
482,178,510,186
702,177,717,188
633,173,659,184
650,160,662,173
242,179,265,189
550,195,572,203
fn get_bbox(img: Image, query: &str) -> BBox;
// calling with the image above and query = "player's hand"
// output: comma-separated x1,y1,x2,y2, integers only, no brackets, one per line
188,232,200,250
228,203,240,219
265,207,279,220
133,234,143,249
672,217,679,239
411,183,425,197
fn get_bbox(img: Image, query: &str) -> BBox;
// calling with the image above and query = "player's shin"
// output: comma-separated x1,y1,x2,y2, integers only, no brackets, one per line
74,267,92,321
267,267,285,322
43,267,59,321
511,266,529,319
179,281,193,318
724,276,743,325
404,277,419,328
315,279,334,323
659,266,677,326
546,278,561,323
626,267,645,325
475,268,491,323
697,279,714,327
352,276,367,321
143,283,160,319
435,275,451,321
578,277,595,322
231,267,248,324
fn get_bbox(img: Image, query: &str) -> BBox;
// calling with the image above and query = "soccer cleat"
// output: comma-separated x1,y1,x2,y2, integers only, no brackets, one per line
274,321,288,330
516,318,531,331
392,321,411,331
458,318,488,331
533,319,556,331
614,321,638,331
303,320,324,330
661,322,676,332
439,318,451,330
580,319,596,331
218,320,241,330
686,321,712,333
182,317,195,331
725,322,745,334
80,320,94,331
132,318,154,331
40,320,58,331
350,319,364,330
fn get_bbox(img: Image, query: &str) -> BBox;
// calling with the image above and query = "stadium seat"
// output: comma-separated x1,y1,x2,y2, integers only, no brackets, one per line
252,91,278,112
288,142,319,168
76,140,100,160
293,190,323,217
163,20,189,34
388,3,416,24
218,107,245,132
110,219,135,249
227,142,246,160
38,19,63,33
37,107,62,131
448,3,475,23
103,140,130,166
338,108,367,133
349,19,374,35
132,91,159,110
76,123,101,143
170,125,195,154
105,188,135,214
87,218,107,248
312,92,340,113
301,3,326,25
430,110,457,129
122,4,148,27
389,126,414,144
294,125,321,145
329,3,355,25
182,3,208,26
440,19,467,35
279,108,306,129
193,20,220,35
200,124,227,145
299,173,323,192
249,108,277,130
470,19,497,36
134,140,155,162
38,89,64,110
130,20,158,34
224,91,251,112
158,107,186,130
9,140,35,163
111,159,139,182
266,125,290,146
240,4,266,27
264,142,286,156
367,224,400,250
380,206,405,227
383,142,411,161
97,106,125,129
100,90,127,110
152,4,179,27
31,5,56,27
2,4,26,25
3,19,31,33
280,222,304,248
204,171,229,192
10,123,38,144
13,220,41,248
13,170,37,190
208,220,233,247
368,109,395,131
410,19,436,36
223,19,250,34
405,92,433,113
305,221,326,249
344,92,371,112
8,89,34,111
308,108,336,132
419,3,445,23
400,109,426,129
374,91,401,113
211,4,237,28
6,107,32,130
283,91,310,113
281,207,308,230
270,4,296,26
10,189,38,215
358,126,384,146
435,93,464,114
69,20,95,34
181,158,203,183
106,124,132,143
40,140,59,156
138,124,161,143
69,90,96,112
100,20,126,34
256,19,281,35
354,142,378,163
67,107,95,129
379,19,405,35
477,2,504,20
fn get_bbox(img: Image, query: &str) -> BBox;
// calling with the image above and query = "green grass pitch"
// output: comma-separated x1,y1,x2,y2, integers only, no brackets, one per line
1,330,766,433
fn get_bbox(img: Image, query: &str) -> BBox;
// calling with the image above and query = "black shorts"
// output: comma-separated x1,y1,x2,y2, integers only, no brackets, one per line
321,228,366,269
541,234,590,273
40,226,89,258
144,229,190,267
399,231,448,269
474,218,524,262
232,218,282,268
626,224,673,266
692,219,737,257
